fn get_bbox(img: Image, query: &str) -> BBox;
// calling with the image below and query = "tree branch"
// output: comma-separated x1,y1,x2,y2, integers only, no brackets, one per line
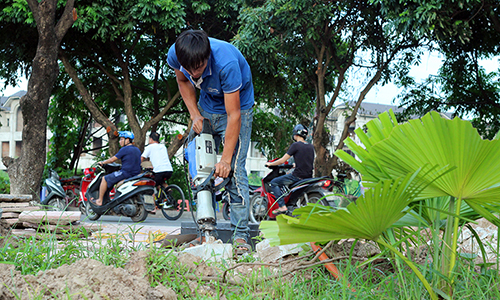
54,0,76,42
59,51,116,131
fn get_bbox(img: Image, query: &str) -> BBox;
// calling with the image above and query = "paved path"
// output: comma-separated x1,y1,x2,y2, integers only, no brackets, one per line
81,210,224,243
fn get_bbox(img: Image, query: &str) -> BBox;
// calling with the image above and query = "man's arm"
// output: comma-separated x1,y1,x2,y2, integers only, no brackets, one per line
214,91,241,178
175,69,204,133
265,153,291,167
99,156,118,166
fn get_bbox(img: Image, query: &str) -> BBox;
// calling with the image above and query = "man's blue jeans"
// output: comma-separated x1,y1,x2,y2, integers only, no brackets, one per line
198,105,253,242
270,173,301,207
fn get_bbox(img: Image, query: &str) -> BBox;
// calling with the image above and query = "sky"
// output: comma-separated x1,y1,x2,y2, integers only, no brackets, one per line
361,51,443,106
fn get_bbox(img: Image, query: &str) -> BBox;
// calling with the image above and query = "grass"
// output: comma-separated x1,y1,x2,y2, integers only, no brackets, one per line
0,224,499,299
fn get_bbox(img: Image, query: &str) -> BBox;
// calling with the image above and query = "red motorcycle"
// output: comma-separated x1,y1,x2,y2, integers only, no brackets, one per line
60,175,82,208
249,162,335,223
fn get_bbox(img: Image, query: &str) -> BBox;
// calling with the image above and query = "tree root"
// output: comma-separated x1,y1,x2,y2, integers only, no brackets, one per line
181,243,367,287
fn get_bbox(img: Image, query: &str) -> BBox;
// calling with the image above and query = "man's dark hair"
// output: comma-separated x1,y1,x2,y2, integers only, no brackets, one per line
150,132,160,142
175,30,211,73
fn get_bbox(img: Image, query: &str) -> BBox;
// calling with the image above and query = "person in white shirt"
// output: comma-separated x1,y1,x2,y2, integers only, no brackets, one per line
141,132,174,189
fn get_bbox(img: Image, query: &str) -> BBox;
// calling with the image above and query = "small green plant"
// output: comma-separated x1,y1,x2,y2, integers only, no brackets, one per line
0,170,10,194
249,172,262,186
342,178,361,197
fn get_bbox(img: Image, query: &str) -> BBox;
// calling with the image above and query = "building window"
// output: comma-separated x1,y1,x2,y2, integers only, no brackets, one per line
250,141,264,158
6,118,9,127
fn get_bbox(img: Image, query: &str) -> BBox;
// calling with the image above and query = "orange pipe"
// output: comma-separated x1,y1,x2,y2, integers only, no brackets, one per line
310,242,355,291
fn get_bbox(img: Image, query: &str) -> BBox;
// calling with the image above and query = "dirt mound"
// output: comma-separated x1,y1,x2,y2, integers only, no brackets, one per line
0,256,177,300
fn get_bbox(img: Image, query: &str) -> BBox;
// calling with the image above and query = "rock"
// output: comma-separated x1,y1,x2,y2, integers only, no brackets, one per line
0,194,32,202
255,239,305,263
180,241,233,262
18,211,80,225
458,218,498,265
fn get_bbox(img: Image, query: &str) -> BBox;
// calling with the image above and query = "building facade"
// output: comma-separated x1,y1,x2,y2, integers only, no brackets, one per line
0,91,55,169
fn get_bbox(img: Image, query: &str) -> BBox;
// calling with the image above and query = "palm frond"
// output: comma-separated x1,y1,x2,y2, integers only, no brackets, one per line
260,173,422,246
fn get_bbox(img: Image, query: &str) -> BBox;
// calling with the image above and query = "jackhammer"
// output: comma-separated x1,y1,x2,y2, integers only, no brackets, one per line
185,119,229,242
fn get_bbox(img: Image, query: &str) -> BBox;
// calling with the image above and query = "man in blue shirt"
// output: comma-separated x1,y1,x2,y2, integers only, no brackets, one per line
167,30,254,253
91,131,142,206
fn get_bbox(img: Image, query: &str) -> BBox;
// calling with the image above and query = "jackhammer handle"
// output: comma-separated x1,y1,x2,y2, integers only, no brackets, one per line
195,167,233,192
201,118,212,134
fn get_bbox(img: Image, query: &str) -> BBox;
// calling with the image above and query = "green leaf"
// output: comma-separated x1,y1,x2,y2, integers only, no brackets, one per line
336,111,500,216
260,173,423,246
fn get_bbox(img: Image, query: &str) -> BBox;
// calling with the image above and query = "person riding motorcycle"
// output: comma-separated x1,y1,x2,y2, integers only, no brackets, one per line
264,124,315,215
90,131,142,206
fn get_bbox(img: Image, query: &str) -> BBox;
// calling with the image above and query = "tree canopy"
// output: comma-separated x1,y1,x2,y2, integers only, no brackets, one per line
236,0,422,176
379,0,500,138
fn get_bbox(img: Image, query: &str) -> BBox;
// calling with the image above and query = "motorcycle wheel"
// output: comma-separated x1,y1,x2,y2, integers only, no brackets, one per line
160,185,185,221
47,197,66,211
65,188,80,207
85,203,101,221
222,202,230,220
297,192,329,207
131,202,148,222
79,202,86,215
249,194,269,224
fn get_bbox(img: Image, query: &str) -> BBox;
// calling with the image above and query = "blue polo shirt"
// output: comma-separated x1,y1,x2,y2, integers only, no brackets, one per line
115,145,142,177
167,38,254,114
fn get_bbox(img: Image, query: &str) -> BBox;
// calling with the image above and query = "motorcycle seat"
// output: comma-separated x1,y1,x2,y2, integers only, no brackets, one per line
115,180,126,188
115,172,149,188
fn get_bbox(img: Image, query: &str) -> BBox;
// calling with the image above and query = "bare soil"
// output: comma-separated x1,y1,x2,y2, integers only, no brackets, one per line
0,251,177,300
1,218,497,299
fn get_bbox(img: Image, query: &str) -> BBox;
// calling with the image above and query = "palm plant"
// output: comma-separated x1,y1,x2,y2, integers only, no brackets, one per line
260,110,500,298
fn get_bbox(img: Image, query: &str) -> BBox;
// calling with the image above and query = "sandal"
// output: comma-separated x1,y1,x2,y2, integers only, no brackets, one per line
89,198,102,207
272,208,288,215
233,238,252,255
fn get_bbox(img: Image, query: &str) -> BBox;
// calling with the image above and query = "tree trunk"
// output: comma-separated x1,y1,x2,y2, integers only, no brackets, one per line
167,121,192,159
69,115,91,172
313,66,347,177
5,0,75,199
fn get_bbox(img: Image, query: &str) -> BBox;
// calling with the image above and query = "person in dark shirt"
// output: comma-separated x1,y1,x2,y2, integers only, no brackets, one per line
91,131,142,206
265,124,315,215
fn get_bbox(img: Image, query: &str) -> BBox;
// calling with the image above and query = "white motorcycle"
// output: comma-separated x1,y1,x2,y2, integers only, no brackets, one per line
85,163,156,222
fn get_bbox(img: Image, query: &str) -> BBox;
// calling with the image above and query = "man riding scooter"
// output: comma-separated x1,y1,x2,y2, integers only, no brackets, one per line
265,124,314,215
90,131,142,207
